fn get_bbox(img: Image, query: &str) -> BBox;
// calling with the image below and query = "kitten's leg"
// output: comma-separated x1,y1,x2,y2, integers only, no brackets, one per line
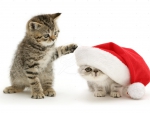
87,81,94,92
110,83,122,98
42,78,56,97
52,44,78,61
93,84,106,97
40,62,56,97
25,67,44,99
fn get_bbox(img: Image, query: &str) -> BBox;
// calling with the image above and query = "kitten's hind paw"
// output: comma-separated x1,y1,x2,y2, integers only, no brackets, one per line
43,88,56,97
94,91,106,97
31,92,44,99
110,91,121,98
3,86,24,94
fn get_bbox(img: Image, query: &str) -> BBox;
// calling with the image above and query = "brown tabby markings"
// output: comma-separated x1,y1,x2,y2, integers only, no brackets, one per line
3,13,78,99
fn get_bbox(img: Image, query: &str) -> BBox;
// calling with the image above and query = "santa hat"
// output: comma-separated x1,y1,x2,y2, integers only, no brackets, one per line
74,42,150,99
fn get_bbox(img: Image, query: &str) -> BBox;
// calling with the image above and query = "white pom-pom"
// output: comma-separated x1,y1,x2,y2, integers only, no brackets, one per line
127,82,145,100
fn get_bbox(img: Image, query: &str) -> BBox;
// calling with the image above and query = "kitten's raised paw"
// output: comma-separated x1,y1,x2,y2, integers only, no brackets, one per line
94,91,106,97
66,44,78,53
31,92,44,99
110,91,121,98
43,88,56,97
3,86,24,94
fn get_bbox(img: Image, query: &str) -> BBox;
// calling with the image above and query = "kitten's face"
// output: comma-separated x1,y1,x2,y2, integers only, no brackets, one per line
26,13,61,46
78,65,108,82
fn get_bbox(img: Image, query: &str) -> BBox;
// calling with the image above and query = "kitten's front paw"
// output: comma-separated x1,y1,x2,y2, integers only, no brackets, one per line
110,91,121,98
43,88,56,97
31,92,44,99
65,44,78,53
94,91,106,97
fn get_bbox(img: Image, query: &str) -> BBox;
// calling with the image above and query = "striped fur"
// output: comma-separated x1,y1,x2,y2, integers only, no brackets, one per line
3,13,78,99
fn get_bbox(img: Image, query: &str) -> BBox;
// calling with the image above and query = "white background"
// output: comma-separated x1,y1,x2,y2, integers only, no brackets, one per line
0,0,150,113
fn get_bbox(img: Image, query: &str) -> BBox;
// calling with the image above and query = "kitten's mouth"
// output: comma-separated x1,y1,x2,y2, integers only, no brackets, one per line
50,38,55,41
92,75,98,78
50,37,56,43
51,39,56,43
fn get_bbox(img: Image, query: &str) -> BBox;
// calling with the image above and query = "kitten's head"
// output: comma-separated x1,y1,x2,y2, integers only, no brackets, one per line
78,65,109,82
26,13,61,46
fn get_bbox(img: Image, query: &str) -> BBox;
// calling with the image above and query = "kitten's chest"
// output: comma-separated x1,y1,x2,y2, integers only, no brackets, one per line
38,49,54,70
95,78,114,88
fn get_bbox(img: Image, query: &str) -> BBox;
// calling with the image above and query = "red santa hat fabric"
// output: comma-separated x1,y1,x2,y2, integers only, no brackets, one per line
75,42,150,99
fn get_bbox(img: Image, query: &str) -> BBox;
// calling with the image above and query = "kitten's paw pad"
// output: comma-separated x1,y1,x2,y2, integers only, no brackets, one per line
94,91,106,97
66,44,78,53
110,91,121,98
31,92,44,99
44,89,56,97
3,86,23,94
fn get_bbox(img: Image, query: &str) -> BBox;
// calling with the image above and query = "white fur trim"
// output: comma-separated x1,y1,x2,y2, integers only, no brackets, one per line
127,83,145,99
75,46,130,86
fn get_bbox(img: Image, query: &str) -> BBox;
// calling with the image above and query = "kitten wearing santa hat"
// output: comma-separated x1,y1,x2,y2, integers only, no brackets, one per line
78,65,122,98
75,42,150,99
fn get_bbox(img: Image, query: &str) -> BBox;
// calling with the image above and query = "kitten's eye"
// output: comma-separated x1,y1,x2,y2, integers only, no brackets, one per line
85,67,92,72
44,34,49,38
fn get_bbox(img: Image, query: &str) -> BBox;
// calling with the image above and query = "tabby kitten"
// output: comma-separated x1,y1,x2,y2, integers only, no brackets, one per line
78,65,122,98
3,13,77,99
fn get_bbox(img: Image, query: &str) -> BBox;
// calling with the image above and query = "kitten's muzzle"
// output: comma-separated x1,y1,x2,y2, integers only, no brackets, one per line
94,70,98,77
50,35,56,41
94,70,98,73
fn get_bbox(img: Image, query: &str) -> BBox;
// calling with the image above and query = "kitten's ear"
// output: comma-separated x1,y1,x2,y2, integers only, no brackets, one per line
29,22,42,30
51,13,61,20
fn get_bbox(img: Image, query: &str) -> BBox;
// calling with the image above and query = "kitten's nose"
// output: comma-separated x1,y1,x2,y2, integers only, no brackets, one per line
94,70,98,73
50,35,56,41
